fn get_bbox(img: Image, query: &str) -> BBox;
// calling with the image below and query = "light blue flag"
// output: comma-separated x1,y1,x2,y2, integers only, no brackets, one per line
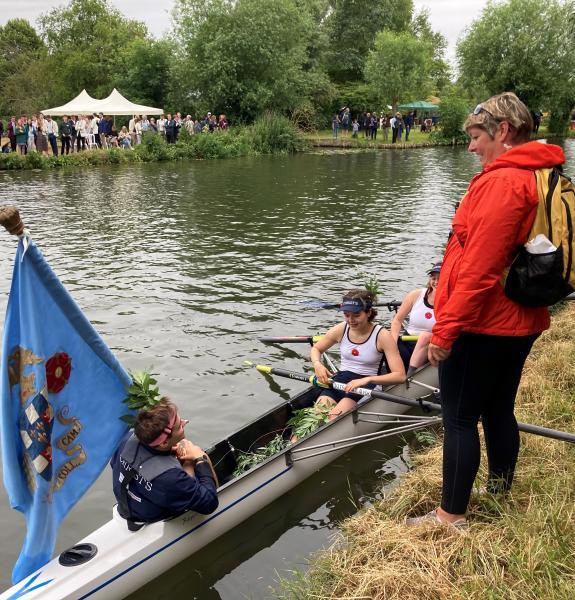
1,236,133,584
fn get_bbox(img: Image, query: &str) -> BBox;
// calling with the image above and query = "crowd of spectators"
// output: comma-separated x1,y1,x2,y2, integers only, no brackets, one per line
332,107,438,142
0,111,229,156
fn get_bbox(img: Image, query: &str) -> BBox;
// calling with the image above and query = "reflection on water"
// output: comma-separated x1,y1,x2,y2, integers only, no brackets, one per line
0,141,573,594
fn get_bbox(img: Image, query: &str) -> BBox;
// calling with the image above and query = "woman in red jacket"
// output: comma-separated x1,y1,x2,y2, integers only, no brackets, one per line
408,92,565,527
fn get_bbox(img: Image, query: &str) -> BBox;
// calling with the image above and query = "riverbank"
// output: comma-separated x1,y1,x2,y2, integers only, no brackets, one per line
0,113,306,171
279,302,575,600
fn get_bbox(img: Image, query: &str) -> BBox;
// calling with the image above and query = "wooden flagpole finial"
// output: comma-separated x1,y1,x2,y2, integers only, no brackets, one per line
0,206,25,236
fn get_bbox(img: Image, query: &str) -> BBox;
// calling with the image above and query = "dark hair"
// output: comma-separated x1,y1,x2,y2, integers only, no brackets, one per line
342,288,378,322
134,397,176,444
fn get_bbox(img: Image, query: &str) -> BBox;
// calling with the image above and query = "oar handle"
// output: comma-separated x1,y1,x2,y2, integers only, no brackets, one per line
256,365,575,445
259,334,418,344
320,301,402,310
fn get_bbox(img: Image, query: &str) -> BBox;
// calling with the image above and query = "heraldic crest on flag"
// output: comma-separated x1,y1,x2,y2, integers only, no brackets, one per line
0,206,134,584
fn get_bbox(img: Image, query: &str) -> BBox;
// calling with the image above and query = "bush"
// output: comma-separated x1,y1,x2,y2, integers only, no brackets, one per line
245,112,307,154
433,95,470,142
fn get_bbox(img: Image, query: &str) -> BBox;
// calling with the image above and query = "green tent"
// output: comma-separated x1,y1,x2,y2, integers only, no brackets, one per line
397,101,439,111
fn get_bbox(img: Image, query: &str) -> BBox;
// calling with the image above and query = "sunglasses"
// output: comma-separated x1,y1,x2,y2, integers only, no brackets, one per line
473,103,496,118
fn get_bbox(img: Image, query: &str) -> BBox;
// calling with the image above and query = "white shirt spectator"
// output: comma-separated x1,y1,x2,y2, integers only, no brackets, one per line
157,118,166,133
45,118,58,135
91,117,99,134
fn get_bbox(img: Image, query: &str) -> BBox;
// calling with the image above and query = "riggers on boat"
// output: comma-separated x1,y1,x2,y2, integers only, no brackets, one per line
1,366,439,600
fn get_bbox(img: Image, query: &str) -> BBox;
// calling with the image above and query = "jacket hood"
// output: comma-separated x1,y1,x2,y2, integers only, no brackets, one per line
485,140,565,173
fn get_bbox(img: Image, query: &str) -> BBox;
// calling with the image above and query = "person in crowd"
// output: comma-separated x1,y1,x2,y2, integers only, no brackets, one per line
97,112,108,148
118,126,132,149
69,115,78,151
309,289,406,421
369,112,378,140
340,107,350,137
396,112,405,142
134,117,142,145
218,114,228,130
406,92,565,528
157,114,167,138
351,118,359,138
90,113,100,147
149,117,158,133
7,116,17,152
194,119,203,134
111,397,218,526
15,117,28,155
75,115,87,151
60,115,73,155
128,115,137,146
27,115,37,152
36,114,49,155
165,113,176,143
391,262,441,376
45,115,59,156
141,115,150,135
390,113,398,143
331,113,340,139
108,123,119,147
0,119,3,141
379,113,389,142
404,112,414,142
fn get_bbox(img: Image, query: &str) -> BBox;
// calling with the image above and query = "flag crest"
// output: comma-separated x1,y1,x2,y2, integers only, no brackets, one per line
1,237,133,584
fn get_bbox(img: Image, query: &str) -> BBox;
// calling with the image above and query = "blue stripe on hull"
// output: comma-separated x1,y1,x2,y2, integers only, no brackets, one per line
79,465,292,599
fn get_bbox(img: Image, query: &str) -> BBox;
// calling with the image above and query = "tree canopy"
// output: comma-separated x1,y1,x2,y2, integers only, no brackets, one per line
457,0,575,132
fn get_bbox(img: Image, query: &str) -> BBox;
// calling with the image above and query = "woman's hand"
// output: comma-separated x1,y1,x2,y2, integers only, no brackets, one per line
428,343,451,367
313,362,333,385
344,377,371,392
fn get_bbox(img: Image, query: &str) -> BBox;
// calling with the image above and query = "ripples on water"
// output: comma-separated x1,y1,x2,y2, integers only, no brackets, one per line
0,141,573,593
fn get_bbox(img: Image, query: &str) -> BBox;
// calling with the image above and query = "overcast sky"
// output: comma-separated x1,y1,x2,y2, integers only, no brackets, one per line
1,0,489,65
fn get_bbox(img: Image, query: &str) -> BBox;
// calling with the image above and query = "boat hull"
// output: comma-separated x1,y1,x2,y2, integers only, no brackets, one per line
0,366,438,599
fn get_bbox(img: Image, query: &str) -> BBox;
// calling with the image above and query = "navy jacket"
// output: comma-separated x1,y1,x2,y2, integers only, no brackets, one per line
111,432,218,522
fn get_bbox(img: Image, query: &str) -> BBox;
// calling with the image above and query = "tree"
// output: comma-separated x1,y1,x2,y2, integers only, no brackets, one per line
114,39,174,107
457,0,575,133
364,30,430,108
39,0,148,102
324,0,414,82
0,19,47,115
412,9,451,95
171,0,331,122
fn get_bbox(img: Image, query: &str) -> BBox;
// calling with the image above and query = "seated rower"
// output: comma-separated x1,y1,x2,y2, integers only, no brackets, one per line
111,397,218,529
311,289,406,421
391,262,441,376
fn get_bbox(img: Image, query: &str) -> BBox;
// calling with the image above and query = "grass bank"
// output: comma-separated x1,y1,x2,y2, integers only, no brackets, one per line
279,303,575,600
0,113,307,171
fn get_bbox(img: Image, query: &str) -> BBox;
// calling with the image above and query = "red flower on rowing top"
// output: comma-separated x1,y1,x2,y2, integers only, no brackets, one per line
351,348,359,356
46,352,72,394
425,312,433,320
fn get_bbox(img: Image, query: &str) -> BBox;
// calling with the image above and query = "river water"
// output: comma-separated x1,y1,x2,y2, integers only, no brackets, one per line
1,141,573,596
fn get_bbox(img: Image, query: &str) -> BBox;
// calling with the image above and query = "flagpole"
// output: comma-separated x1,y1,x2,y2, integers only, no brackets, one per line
0,205,25,236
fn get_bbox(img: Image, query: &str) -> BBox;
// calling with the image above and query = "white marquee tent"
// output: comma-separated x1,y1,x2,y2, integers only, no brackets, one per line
42,88,163,116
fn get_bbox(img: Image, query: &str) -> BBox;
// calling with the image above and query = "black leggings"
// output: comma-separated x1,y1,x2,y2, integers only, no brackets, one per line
439,332,539,515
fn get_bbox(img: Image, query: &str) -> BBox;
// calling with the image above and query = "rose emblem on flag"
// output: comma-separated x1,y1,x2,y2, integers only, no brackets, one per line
425,312,432,319
351,348,359,356
46,352,72,393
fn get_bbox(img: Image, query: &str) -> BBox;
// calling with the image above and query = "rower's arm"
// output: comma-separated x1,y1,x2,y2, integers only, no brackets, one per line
390,289,418,341
370,330,406,385
311,322,344,383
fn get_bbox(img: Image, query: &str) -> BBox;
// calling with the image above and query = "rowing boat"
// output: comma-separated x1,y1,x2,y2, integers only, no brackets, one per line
0,365,439,600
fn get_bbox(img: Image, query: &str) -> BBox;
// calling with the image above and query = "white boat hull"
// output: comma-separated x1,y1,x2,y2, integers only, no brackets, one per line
1,366,438,599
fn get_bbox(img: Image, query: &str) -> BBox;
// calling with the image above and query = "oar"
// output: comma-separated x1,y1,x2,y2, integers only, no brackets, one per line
299,299,402,310
252,364,575,445
259,334,418,344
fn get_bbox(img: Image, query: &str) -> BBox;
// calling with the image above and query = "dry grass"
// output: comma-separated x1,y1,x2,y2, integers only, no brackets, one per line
279,304,575,600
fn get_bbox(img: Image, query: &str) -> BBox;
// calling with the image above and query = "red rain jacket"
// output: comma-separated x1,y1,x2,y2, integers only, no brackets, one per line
432,141,566,350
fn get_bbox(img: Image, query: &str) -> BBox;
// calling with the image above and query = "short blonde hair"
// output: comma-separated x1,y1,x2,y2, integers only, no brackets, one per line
464,92,533,143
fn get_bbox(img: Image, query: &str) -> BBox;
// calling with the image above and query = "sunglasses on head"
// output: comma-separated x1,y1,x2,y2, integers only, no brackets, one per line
473,103,495,118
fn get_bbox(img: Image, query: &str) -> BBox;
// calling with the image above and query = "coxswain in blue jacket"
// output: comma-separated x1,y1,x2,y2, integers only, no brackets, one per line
111,397,218,529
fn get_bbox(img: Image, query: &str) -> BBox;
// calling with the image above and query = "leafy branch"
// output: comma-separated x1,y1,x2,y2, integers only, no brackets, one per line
120,368,161,426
